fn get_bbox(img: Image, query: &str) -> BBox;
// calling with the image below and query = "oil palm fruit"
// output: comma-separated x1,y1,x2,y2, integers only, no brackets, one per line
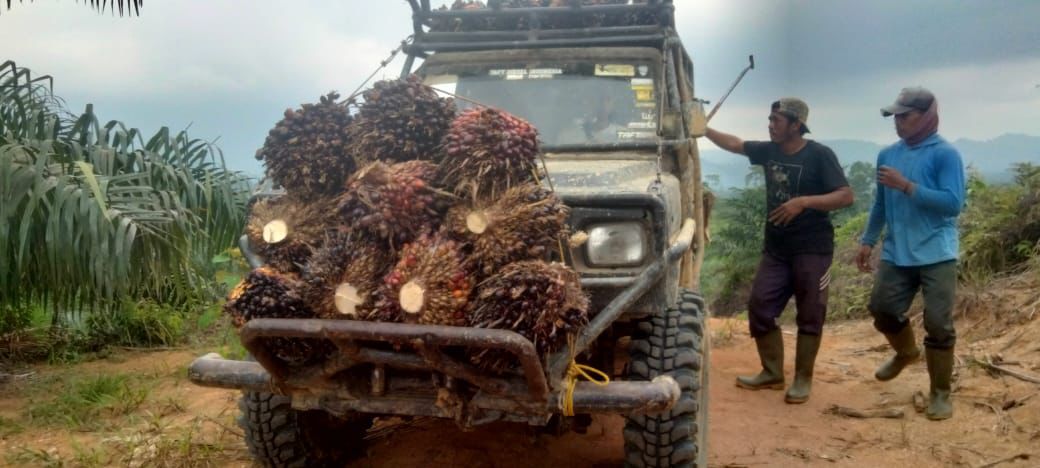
245,196,332,274
439,107,540,200
345,75,456,164
255,92,356,201
224,267,329,365
301,230,391,320
373,234,473,326
467,261,588,372
335,160,450,246
443,183,569,276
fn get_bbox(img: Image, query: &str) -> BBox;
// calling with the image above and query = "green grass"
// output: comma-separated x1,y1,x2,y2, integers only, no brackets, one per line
0,414,24,436
26,373,149,431
5,447,64,468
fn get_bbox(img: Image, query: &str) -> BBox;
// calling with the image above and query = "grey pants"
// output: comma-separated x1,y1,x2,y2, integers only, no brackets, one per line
868,260,957,349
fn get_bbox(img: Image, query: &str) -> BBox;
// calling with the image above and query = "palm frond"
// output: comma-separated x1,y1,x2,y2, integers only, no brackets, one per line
1,0,143,16
0,60,251,322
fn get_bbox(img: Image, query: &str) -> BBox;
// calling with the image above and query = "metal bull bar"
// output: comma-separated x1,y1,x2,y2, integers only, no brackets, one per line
190,217,695,416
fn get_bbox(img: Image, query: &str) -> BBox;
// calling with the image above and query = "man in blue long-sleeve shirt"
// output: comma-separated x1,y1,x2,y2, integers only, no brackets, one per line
855,87,965,421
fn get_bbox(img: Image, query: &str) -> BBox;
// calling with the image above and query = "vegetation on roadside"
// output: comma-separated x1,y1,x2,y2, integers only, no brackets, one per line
3,366,246,467
0,60,252,362
703,160,1040,320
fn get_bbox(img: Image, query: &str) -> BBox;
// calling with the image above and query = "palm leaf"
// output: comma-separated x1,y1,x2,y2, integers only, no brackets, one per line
0,60,252,322
1,0,143,16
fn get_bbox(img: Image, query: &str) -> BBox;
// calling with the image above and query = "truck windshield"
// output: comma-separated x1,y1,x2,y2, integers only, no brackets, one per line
424,61,658,146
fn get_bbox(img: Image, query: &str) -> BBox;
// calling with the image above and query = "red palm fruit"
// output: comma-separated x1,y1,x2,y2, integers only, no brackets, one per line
467,261,589,373
224,267,330,365
345,75,456,164
373,234,473,326
255,91,357,201
245,196,333,274
439,107,541,200
443,183,569,276
335,160,451,246
301,230,391,320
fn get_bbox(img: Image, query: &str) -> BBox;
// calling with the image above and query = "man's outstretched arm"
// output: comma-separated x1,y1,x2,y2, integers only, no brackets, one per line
705,127,747,155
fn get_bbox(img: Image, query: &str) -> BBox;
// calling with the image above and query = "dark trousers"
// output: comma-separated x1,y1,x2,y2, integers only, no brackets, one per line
748,252,833,338
868,260,957,349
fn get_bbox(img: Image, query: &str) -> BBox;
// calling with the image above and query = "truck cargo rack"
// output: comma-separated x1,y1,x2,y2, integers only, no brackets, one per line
406,0,676,54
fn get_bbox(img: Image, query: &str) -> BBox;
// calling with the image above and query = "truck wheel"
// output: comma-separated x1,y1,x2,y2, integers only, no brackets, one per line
624,289,709,468
238,391,372,468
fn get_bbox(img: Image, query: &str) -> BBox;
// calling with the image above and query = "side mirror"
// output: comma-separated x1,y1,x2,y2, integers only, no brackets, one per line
683,99,707,138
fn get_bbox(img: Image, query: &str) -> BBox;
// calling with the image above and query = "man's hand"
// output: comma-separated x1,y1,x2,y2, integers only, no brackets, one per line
767,197,807,226
855,244,874,273
878,165,912,193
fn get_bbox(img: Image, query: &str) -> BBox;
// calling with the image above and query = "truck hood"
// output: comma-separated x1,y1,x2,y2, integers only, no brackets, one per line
542,155,683,234
543,157,665,195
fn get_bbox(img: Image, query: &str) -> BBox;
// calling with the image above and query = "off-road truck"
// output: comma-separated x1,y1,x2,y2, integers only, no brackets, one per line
190,1,712,466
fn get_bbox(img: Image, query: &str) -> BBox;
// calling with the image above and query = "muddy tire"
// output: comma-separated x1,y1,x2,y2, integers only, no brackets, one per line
624,289,709,468
238,391,372,467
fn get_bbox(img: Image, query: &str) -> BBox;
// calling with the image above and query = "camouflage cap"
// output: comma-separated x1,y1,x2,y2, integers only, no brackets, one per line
772,97,810,133
881,87,935,117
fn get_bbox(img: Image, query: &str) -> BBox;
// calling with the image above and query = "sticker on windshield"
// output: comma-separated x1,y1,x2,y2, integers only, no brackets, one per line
527,68,562,79
619,130,653,139
595,64,635,77
631,79,655,103
637,65,650,77
489,68,562,80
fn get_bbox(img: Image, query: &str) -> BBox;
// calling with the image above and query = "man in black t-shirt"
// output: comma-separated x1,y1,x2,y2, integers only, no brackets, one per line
705,98,853,404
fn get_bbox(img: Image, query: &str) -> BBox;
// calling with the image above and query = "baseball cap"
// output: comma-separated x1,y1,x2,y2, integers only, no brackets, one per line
772,97,810,133
881,87,935,117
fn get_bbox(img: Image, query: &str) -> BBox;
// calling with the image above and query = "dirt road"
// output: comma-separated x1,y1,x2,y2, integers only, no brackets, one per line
350,318,1039,467
2,317,1038,467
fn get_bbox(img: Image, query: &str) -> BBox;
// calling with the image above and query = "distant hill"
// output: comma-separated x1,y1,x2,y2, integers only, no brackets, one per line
702,133,1040,191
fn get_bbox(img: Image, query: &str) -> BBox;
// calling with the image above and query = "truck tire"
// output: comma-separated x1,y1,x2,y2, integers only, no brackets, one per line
624,289,709,468
238,391,372,467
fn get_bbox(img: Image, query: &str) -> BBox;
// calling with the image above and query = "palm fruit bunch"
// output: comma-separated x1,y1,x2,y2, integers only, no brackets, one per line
467,261,589,373
443,184,569,275
224,267,330,365
431,1,495,33
245,196,332,274
301,230,391,320
255,92,356,201
335,160,450,246
332,160,447,245
439,107,540,199
373,234,473,326
345,76,456,164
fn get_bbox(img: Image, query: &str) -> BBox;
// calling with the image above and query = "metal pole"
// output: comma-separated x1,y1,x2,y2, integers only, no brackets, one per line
706,55,754,122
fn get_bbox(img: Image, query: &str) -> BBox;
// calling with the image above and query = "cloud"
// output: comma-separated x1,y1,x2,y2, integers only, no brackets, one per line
3,0,1038,172
2,1,413,100
795,56,1040,143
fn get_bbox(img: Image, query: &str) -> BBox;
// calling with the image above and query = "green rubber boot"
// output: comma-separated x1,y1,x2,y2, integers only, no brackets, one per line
875,325,921,381
736,328,785,390
925,347,954,420
785,334,821,404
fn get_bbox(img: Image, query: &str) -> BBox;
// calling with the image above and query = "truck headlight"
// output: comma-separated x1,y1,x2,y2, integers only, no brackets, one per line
586,222,647,267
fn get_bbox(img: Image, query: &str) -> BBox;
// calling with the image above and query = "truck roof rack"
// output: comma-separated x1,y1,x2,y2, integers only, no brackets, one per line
406,0,676,54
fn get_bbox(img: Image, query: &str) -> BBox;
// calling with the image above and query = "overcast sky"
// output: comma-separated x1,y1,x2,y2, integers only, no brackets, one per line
3,0,1038,174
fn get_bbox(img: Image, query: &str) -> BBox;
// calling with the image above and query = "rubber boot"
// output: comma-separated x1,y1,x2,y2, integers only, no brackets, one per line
875,325,922,381
736,328,785,390
925,347,954,420
784,334,821,404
